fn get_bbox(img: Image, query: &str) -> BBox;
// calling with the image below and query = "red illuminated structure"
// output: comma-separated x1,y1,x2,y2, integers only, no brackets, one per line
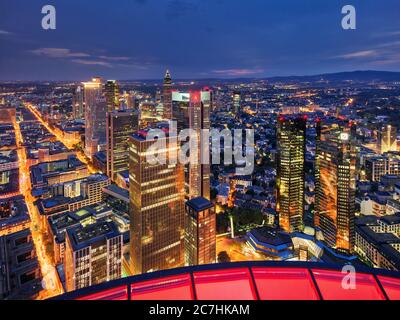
53,261,400,300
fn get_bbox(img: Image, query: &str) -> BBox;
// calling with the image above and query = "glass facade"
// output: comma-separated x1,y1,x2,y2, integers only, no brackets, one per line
315,122,356,253
171,90,211,200
84,77,107,158
184,197,216,266
104,80,120,112
276,116,306,233
163,70,173,120
106,110,139,181
129,133,185,275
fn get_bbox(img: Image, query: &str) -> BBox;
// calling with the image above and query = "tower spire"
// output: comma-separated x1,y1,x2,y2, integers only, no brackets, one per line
164,69,172,83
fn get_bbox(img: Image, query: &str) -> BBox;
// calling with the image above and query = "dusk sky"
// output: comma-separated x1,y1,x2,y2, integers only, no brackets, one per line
0,0,400,81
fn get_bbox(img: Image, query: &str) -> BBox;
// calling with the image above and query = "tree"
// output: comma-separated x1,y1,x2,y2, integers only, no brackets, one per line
246,189,255,196
217,251,231,263
210,188,218,201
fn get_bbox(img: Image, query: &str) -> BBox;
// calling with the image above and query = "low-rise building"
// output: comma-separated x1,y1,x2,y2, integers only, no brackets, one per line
355,215,400,271
0,196,42,299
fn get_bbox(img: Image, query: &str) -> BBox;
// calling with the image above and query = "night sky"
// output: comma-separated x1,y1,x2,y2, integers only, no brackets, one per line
0,0,399,81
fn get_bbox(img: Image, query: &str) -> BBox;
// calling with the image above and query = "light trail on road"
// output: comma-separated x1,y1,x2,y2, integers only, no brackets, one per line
12,115,64,299
24,102,97,174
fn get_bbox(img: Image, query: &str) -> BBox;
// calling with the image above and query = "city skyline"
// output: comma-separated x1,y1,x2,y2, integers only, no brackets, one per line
1,0,400,81
2,1,400,303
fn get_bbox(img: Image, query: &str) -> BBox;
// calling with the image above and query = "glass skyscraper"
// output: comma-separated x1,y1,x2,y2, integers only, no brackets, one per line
172,90,211,200
129,131,185,275
315,121,356,254
184,197,216,266
105,80,120,112
84,77,107,159
106,109,139,181
276,115,306,233
162,70,173,120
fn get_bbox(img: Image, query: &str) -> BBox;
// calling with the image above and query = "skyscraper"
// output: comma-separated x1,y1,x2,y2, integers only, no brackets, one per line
129,131,185,275
233,91,241,116
172,90,211,200
378,124,397,154
105,80,120,112
84,77,107,159
72,85,84,119
163,70,173,120
106,109,139,181
184,197,216,266
276,115,306,233
315,121,356,254
64,220,123,292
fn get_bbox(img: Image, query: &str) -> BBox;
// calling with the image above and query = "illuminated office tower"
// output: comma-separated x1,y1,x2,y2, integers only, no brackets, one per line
378,124,397,154
315,121,356,254
184,197,216,266
105,80,120,112
276,116,306,233
106,110,139,181
172,90,211,200
233,91,241,115
129,131,185,275
163,70,173,120
84,77,107,159
72,85,84,119
64,220,122,292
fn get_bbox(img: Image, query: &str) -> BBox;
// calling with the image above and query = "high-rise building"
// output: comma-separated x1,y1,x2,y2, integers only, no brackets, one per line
172,90,211,200
184,197,216,266
163,70,173,120
378,124,397,154
106,110,139,181
64,220,122,292
72,85,84,119
315,121,356,254
84,77,107,159
129,131,185,275
276,115,306,233
233,91,241,116
105,80,120,112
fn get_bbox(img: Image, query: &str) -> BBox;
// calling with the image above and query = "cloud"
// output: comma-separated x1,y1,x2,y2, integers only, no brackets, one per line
336,50,378,59
71,59,112,67
30,48,90,58
0,29,13,35
211,68,264,76
29,48,137,67
372,30,400,38
98,55,131,61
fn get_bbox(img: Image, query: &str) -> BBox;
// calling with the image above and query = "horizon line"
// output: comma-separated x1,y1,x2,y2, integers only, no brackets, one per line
1,69,400,83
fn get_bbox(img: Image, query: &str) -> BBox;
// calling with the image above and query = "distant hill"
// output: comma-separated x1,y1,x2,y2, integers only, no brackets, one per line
265,70,400,83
